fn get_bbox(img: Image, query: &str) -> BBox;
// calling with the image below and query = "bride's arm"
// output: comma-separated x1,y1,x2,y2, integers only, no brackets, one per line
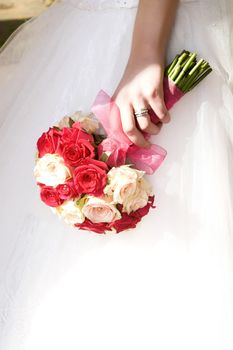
113,0,178,147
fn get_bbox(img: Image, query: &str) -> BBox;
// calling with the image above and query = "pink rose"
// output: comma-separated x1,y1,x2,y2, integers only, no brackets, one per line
75,196,155,234
98,137,128,167
82,196,121,223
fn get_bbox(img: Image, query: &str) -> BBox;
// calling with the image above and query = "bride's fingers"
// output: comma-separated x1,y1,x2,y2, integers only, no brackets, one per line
133,101,161,135
120,104,150,147
148,93,170,124
135,114,161,135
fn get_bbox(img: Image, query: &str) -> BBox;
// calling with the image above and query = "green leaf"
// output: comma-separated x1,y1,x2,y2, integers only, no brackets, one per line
76,195,88,209
68,117,75,128
53,126,61,131
93,134,106,146
99,152,111,162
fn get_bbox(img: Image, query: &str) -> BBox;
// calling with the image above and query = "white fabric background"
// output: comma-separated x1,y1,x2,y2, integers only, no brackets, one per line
0,0,232,349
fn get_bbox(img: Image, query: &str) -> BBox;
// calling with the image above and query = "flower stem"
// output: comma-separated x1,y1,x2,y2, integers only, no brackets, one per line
166,54,179,75
166,50,212,93
186,67,212,92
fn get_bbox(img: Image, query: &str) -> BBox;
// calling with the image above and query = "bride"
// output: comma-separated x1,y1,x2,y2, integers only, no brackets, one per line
0,0,232,349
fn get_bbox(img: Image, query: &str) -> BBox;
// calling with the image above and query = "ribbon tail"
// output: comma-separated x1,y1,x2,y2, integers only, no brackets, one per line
91,90,131,144
127,144,167,175
91,89,113,135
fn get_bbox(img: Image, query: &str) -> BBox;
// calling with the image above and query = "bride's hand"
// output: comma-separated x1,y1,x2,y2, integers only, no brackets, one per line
112,55,170,147
112,0,178,147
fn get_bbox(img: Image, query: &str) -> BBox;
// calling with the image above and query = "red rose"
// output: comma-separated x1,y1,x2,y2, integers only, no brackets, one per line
98,137,128,167
40,186,64,207
109,212,139,233
132,196,155,219
56,181,77,200
37,128,61,157
73,158,108,196
72,121,82,129
61,140,95,167
110,196,155,233
74,157,108,169
60,126,93,145
75,219,110,234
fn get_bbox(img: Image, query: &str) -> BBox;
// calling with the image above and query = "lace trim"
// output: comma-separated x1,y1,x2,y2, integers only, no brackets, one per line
56,0,139,10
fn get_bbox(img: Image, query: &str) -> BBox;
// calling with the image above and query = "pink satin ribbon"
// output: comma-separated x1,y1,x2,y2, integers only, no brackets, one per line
149,77,184,124
91,78,184,174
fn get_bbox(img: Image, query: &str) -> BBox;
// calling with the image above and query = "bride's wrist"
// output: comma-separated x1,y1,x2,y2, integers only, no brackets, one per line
128,43,165,67
130,42,165,64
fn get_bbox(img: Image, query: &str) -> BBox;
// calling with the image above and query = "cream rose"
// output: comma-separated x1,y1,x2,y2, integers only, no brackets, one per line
104,165,139,202
104,165,153,213
82,196,121,223
79,116,99,134
57,111,83,128
54,200,85,225
123,186,149,214
34,153,71,187
70,111,99,133
57,116,70,128
57,112,99,133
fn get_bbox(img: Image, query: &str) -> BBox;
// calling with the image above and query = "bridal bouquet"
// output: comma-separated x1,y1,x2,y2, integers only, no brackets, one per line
34,113,156,234
34,50,212,234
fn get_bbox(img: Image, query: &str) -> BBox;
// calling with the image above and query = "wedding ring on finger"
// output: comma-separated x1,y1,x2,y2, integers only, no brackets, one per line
133,108,149,118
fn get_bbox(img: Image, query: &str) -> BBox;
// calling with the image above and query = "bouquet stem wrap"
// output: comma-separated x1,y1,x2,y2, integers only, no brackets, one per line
149,77,184,125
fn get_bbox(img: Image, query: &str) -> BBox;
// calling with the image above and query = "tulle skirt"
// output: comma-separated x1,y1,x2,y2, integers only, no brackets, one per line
0,1,233,349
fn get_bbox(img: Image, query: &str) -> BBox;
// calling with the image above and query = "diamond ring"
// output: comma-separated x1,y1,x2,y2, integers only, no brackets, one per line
134,108,149,118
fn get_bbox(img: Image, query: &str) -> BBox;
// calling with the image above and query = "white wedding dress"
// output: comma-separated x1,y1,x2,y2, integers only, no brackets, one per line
0,0,233,349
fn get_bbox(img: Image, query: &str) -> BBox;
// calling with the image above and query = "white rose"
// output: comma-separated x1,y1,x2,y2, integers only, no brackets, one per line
34,153,71,187
56,112,99,133
69,111,84,122
104,165,153,214
123,189,148,214
54,200,85,225
70,111,99,134
56,111,83,127
79,116,99,134
82,196,121,223
57,116,70,128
